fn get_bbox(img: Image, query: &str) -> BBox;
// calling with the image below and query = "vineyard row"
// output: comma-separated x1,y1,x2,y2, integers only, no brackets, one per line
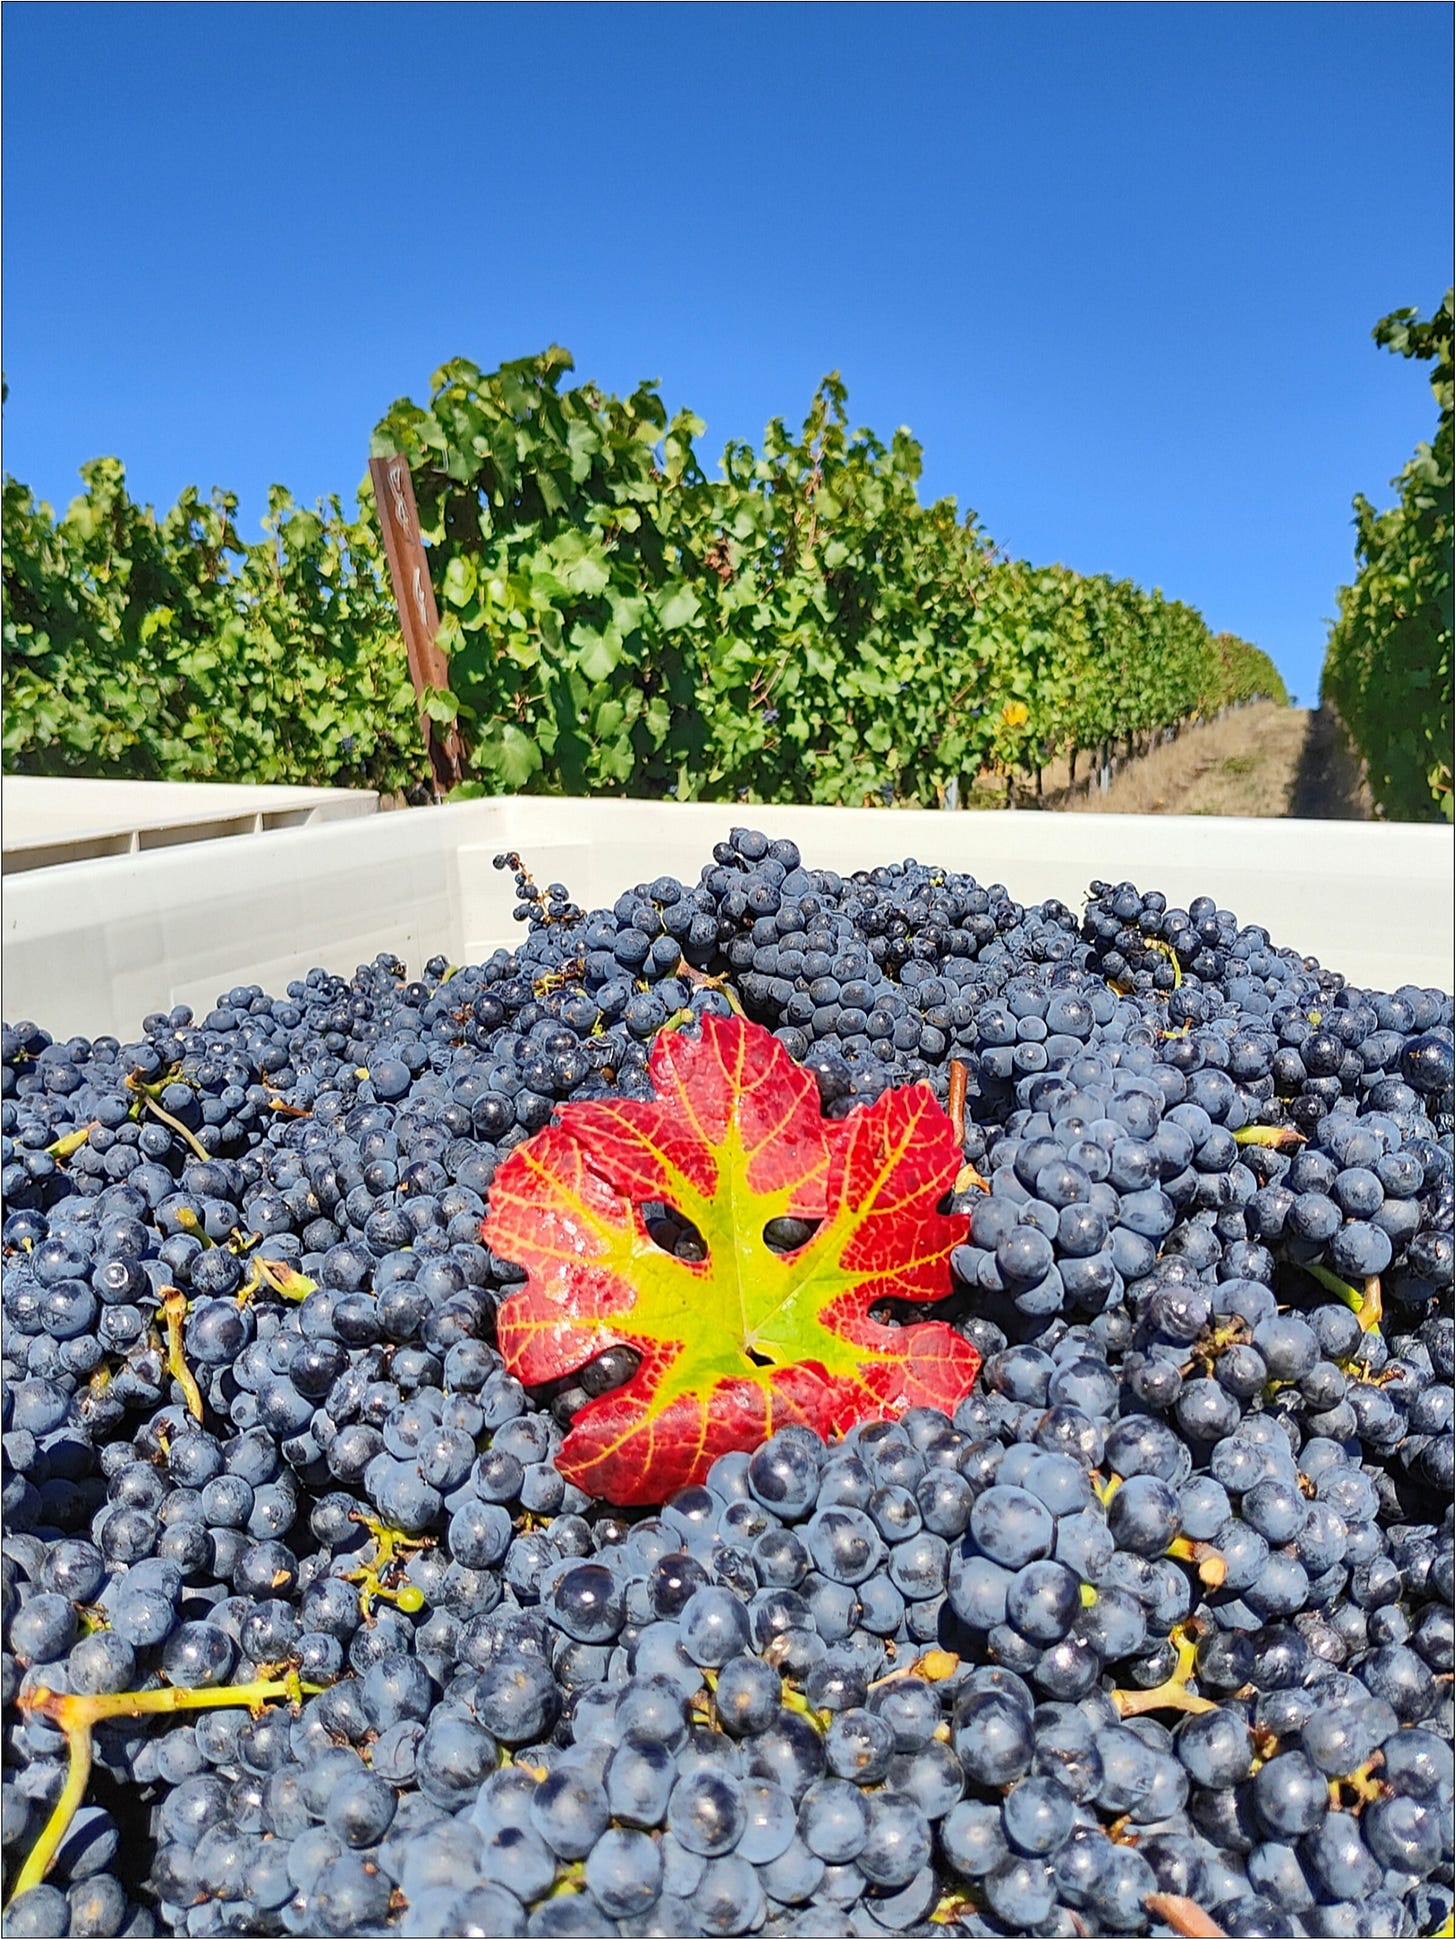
3,350,1287,807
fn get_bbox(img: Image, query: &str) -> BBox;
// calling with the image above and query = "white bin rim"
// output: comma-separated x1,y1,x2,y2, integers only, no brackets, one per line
1,776,379,875
2,793,1452,1042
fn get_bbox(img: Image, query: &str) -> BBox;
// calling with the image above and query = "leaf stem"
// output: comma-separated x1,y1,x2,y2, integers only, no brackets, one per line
1144,1894,1227,1938
677,963,746,1017
946,1061,967,1146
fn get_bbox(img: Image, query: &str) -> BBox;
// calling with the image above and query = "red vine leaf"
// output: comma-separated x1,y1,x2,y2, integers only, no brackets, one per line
482,1014,979,1505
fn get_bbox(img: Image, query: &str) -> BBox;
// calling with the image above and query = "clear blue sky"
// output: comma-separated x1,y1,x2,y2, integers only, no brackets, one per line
3,3,1451,706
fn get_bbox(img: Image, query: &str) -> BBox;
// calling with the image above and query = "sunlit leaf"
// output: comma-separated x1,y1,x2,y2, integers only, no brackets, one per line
483,1015,979,1505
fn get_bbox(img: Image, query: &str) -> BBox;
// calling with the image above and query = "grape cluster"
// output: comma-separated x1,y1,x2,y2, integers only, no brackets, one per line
1,828,1452,1939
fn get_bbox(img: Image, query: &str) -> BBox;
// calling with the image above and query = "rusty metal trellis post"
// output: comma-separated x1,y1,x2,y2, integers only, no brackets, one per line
368,453,465,797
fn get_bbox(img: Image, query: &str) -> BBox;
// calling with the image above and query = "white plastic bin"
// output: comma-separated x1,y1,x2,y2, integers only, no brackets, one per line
2,797,1452,1041
0,777,378,875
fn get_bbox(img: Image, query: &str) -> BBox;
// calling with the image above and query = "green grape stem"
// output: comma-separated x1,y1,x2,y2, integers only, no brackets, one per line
11,1671,309,1900
1111,1624,1216,1720
160,1285,204,1423
124,1072,212,1163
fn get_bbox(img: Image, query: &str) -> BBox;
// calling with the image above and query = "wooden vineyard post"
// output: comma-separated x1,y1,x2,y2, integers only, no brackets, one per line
368,453,465,798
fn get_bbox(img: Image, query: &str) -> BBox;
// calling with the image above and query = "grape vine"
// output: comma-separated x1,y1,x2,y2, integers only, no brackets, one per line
1322,290,1454,824
4,353,1286,804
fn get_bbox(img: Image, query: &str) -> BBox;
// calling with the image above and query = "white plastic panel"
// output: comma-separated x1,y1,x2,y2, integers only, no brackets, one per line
2,795,1451,1042
1,777,378,874
3,810,466,1040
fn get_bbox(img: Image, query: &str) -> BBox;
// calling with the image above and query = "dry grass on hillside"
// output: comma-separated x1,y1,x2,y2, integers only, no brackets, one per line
1069,704,1311,817
967,703,1372,819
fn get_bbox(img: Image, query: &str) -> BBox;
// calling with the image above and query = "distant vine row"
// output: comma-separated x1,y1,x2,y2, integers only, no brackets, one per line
4,353,1286,806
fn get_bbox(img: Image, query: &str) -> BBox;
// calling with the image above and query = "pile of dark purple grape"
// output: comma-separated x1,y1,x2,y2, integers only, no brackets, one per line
2,828,1452,1939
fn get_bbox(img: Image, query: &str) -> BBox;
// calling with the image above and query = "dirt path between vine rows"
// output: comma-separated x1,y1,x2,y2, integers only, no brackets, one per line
1051,703,1373,819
